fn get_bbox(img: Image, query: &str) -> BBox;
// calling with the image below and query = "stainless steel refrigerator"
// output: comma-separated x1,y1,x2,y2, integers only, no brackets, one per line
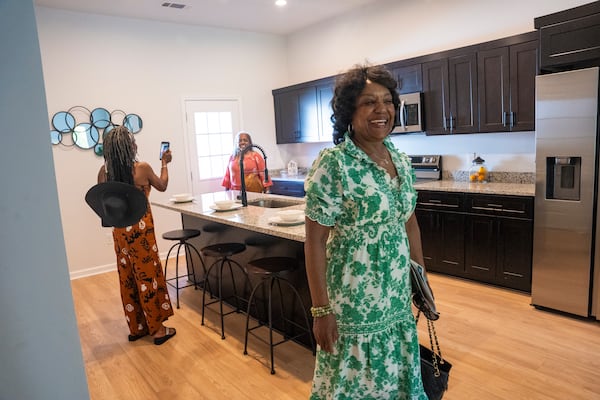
532,66,600,319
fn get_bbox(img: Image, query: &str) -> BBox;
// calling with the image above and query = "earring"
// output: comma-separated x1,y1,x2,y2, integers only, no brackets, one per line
347,123,353,134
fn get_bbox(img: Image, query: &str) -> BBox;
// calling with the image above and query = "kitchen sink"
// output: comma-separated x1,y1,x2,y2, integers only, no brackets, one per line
246,199,304,208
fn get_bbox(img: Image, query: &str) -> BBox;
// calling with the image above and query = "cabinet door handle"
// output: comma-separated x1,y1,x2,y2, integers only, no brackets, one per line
502,112,508,127
471,205,526,214
472,205,502,211
418,201,459,208
501,208,526,214
399,100,406,128
510,112,515,128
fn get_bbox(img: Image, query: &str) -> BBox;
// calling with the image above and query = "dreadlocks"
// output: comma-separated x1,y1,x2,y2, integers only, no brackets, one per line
103,126,137,185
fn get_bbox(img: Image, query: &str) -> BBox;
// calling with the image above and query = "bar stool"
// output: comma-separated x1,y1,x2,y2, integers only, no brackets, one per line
243,256,315,374
162,229,206,309
201,242,249,339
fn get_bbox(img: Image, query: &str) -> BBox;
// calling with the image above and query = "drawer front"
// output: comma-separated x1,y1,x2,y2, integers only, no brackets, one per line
416,191,465,211
539,13,600,70
465,194,533,219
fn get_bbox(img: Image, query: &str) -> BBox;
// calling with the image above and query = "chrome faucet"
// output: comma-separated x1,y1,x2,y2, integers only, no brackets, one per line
239,144,269,207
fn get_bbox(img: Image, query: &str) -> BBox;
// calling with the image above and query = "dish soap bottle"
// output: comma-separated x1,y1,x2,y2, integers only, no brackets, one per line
287,160,298,176
469,155,488,183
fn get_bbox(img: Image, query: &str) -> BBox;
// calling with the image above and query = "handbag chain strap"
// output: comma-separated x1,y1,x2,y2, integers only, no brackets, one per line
427,318,442,377
416,310,445,377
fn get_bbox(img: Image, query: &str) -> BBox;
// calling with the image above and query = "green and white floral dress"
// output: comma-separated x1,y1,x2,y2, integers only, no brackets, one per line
305,133,427,400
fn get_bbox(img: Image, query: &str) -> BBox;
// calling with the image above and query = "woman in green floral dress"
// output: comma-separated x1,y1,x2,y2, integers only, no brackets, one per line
304,64,430,399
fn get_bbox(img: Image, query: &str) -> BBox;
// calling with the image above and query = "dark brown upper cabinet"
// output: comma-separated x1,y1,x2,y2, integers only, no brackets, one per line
273,86,318,144
390,63,423,94
273,77,334,144
422,52,478,135
273,32,539,143
316,81,334,143
535,1,600,72
477,39,538,132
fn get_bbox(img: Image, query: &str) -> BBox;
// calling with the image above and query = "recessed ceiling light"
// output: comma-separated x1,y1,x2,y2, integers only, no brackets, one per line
275,0,287,6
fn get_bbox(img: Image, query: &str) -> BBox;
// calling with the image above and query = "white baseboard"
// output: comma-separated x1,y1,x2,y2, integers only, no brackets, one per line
70,252,184,280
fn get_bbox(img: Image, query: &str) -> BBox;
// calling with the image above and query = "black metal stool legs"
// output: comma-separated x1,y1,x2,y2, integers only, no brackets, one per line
243,275,315,374
164,240,206,309
201,256,248,339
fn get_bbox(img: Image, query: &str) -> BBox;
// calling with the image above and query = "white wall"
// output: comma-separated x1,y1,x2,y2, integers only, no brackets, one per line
0,1,89,398
35,7,288,278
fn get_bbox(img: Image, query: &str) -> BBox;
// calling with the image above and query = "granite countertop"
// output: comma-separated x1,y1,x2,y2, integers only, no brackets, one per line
413,180,535,196
152,192,307,242
273,173,535,197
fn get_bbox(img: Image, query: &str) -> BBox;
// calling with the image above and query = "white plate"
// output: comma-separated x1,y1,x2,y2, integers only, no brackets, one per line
209,203,243,212
170,197,194,203
268,216,305,226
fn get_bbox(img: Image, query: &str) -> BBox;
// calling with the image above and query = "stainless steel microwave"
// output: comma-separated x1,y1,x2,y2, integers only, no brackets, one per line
392,92,424,134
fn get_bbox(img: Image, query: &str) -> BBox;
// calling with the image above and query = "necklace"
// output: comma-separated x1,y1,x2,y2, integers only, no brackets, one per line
366,149,391,166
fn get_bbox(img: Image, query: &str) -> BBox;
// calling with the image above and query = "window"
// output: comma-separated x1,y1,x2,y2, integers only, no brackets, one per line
193,111,233,179
184,99,241,194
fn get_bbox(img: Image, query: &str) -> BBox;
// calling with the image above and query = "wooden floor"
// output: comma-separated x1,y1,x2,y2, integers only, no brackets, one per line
71,268,600,400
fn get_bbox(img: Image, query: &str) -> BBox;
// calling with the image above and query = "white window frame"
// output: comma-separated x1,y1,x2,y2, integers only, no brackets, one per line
182,97,242,196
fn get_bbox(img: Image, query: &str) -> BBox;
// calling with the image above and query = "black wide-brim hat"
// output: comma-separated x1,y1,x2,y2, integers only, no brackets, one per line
85,181,148,228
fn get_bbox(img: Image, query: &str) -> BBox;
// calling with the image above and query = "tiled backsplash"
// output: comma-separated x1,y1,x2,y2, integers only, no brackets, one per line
446,170,535,184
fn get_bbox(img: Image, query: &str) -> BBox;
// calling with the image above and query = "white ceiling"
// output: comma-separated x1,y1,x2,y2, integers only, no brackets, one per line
34,0,381,35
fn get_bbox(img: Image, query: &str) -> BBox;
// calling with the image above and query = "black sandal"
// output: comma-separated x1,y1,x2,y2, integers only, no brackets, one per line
128,333,147,342
153,327,176,345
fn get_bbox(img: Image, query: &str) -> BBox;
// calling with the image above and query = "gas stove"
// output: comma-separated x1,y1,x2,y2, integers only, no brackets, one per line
409,155,442,182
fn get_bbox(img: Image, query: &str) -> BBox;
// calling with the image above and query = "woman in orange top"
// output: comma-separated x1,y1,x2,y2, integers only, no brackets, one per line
222,131,272,193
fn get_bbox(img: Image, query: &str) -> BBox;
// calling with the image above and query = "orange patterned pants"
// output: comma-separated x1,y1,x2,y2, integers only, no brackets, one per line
112,206,173,336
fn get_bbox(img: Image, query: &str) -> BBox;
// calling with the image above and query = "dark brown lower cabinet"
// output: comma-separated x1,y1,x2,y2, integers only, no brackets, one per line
416,206,465,276
416,190,533,292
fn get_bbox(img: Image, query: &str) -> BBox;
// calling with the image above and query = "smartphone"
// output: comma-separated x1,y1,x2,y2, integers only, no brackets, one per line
159,141,170,160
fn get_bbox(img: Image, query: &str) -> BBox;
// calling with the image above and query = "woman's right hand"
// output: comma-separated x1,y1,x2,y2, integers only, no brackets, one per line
312,313,339,353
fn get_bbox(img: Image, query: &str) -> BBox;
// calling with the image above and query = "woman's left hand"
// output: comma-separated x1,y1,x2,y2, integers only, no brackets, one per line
312,313,338,353
161,149,172,164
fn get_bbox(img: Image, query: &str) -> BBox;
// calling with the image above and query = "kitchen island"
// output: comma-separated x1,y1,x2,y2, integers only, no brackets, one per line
152,191,312,346
152,181,535,342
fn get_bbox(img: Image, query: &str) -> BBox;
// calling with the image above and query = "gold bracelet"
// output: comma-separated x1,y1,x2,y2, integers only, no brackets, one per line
161,165,168,169
310,304,333,318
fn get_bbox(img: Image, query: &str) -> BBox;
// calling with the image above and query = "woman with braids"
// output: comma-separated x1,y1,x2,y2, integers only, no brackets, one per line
97,126,176,345
304,63,430,398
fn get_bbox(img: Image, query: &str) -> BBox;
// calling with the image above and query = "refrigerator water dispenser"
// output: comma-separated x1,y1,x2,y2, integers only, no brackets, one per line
546,156,581,201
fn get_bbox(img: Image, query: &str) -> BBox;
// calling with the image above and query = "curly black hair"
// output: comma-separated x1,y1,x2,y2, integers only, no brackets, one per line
330,63,400,145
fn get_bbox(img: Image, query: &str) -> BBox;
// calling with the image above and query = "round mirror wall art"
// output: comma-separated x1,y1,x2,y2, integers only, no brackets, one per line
52,111,76,133
124,113,143,133
49,107,143,156
73,123,99,150
90,108,111,129
50,130,62,145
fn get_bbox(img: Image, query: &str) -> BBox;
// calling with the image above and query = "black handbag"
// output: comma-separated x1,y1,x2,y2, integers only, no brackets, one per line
416,311,452,400
410,260,439,321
